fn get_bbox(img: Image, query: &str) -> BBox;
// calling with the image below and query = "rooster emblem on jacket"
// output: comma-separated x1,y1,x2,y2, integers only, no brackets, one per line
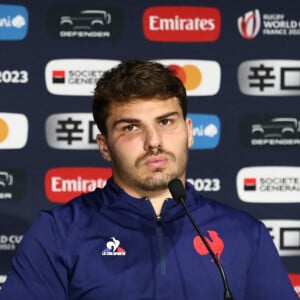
193,230,224,261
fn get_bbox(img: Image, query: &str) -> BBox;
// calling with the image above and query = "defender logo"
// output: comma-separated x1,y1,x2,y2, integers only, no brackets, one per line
48,8,122,40
240,115,300,147
60,10,111,30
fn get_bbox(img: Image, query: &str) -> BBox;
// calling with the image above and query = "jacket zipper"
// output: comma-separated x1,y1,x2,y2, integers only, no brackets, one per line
156,215,167,276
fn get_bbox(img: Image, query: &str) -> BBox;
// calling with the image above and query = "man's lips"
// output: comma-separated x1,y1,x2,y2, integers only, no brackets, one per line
144,155,168,168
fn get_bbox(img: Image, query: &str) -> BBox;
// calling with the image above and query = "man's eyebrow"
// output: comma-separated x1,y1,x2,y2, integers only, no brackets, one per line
156,111,179,120
112,118,140,128
112,111,180,128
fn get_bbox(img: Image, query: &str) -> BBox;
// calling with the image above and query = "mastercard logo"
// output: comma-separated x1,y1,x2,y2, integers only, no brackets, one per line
168,64,202,90
0,113,28,149
0,118,9,142
155,59,221,96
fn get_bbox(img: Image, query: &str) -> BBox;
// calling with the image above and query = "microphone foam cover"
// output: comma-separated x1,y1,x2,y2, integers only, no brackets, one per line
168,178,186,203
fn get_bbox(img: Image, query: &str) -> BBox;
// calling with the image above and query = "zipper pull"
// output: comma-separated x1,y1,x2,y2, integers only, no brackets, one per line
156,215,162,226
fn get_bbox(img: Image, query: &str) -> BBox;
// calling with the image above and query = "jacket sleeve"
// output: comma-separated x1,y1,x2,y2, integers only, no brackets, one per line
0,212,69,300
245,221,298,299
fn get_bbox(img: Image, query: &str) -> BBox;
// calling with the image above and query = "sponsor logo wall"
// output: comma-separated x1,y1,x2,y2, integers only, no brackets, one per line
0,0,299,294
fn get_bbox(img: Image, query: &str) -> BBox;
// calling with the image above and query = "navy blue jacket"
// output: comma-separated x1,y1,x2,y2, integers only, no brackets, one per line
0,179,297,299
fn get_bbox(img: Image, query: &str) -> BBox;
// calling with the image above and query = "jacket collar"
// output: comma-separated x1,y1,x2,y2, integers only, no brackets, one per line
100,177,197,223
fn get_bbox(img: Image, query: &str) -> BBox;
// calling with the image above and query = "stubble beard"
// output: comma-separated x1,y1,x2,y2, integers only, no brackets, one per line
111,148,188,192
135,169,175,191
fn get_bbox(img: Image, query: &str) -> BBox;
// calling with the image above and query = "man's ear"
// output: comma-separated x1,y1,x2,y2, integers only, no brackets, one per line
186,118,194,148
96,134,112,162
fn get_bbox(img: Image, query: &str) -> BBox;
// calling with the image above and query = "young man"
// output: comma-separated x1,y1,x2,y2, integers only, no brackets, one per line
0,60,297,299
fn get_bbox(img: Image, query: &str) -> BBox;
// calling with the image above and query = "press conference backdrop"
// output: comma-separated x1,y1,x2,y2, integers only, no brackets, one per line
0,0,300,294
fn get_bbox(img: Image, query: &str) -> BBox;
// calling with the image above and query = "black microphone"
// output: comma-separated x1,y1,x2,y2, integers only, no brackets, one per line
168,178,234,300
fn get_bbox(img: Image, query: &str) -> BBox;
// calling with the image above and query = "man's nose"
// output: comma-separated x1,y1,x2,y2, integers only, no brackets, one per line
143,125,162,151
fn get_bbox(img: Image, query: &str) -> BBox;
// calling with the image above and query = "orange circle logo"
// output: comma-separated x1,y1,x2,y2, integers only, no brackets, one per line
0,118,9,142
168,64,202,90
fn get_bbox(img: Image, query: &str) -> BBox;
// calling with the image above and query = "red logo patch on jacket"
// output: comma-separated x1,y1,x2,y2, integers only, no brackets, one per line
193,230,224,261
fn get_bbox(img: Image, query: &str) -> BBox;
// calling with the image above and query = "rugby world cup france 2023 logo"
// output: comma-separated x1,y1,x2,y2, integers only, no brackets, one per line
237,9,261,40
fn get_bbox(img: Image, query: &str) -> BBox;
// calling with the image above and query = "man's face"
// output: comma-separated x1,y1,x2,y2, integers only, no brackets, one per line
97,97,193,197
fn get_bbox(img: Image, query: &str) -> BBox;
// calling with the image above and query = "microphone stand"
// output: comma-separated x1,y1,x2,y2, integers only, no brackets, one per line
168,178,233,300
179,197,233,300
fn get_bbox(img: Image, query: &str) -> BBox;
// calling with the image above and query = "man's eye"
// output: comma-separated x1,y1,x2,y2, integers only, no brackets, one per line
123,124,138,131
161,119,172,125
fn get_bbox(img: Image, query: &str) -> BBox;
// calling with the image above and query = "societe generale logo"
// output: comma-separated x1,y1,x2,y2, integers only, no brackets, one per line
143,6,221,42
154,59,221,96
45,167,112,203
0,113,28,149
45,59,120,96
237,166,300,203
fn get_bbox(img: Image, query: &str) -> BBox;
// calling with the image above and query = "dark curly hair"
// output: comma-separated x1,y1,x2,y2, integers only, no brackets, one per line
93,60,187,136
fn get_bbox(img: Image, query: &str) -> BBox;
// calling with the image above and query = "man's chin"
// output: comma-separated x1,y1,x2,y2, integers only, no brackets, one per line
137,173,175,191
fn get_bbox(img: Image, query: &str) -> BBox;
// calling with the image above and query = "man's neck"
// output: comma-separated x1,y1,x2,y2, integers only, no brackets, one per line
147,190,171,216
